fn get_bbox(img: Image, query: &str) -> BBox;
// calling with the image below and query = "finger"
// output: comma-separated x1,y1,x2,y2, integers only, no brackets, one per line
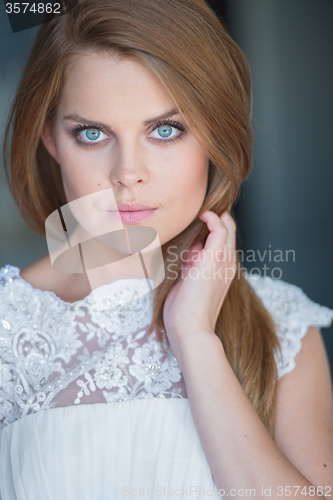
200,211,237,282
220,211,236,233
221,210,236,237
199,210,228,252
221,213,237,281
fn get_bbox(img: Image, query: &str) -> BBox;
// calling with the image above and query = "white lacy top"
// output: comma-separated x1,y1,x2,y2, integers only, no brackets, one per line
0,264,332,500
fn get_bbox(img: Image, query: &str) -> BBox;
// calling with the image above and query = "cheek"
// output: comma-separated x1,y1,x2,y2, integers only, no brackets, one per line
172,150,209,203
59,161,83,201
56,138,95,200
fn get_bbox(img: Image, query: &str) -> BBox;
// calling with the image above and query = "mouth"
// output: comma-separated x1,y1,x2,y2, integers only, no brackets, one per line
107,202,157,224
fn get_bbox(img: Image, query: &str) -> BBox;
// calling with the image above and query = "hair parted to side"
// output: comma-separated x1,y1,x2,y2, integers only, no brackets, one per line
3,0,281,437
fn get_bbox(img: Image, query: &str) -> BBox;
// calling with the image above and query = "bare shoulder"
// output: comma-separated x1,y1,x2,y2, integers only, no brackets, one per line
20,254,57,291
20,255,91,302
274,326,333,488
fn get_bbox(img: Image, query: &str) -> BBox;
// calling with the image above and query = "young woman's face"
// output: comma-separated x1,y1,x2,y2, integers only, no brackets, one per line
42,52,209,247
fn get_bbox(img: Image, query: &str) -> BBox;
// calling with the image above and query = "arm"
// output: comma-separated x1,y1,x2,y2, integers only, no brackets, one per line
176,325,333,500
163,210,333,500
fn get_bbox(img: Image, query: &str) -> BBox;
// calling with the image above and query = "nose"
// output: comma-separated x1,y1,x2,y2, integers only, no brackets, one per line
109,139,149,189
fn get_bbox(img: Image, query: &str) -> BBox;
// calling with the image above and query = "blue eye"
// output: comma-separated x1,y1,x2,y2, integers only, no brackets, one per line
149,120,186,142
85,129,101,141
70,124,108,146
80,128,107,143
150,125,178,140
157,126,173,138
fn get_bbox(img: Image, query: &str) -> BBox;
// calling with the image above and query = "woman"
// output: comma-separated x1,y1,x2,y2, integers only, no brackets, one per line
1,0,333,498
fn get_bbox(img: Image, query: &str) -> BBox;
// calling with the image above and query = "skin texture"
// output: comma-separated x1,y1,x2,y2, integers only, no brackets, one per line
36,51,210,298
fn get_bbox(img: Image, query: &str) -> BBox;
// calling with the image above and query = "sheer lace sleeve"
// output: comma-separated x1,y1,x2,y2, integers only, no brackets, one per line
246,275,333,379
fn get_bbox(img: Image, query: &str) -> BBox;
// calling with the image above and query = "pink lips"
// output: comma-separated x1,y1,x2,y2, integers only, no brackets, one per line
108,202,157,224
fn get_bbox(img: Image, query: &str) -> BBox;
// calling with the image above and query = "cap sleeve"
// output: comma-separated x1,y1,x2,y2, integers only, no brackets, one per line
246,275,333,380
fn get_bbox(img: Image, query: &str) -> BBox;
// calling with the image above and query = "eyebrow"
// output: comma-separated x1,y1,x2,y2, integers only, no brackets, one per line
63,108,180,130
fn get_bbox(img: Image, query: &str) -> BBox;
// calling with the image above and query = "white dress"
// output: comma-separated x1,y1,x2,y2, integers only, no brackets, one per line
0,264,332,500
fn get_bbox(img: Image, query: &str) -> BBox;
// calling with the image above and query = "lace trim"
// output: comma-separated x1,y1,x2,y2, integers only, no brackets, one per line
0,265,185,430
247,275,333,379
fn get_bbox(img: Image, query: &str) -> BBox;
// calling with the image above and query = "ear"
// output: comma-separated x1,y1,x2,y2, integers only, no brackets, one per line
40,119,60,164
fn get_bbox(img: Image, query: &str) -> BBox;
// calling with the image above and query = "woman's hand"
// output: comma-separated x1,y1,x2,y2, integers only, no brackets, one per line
163,210,237,360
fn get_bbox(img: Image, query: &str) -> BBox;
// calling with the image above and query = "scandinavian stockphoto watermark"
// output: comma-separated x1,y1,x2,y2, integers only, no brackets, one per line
123,485,254,497
167,245,296,281
122,485,331,498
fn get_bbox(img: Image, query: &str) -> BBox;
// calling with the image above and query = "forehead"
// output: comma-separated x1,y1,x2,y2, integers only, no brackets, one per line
58,51,175,121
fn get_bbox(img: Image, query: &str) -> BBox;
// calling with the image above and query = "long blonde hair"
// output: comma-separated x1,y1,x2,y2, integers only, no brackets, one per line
3,0,281,437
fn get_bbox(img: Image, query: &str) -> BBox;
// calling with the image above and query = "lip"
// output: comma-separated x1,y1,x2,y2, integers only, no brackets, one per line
110,202,155,212
107,202,157,224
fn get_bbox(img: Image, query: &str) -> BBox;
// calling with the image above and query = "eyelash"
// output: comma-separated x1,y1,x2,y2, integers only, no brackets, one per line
69,119,186,147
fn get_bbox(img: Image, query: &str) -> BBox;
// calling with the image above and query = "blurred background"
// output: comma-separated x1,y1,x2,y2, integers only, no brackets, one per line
0,1,332,370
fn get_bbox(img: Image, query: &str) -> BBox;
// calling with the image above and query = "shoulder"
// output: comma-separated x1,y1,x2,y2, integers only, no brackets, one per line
19,254,55,291
0,258,57,308
245,274,333,380
0,256,59,294
274,325,333,487
245,276,333,485
20,254,80,298
0,261,70,327
8,256,92,303
0,262,77,323
245,274,333,328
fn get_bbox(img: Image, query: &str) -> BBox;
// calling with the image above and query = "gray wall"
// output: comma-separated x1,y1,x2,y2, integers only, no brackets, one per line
0,10,46,267
1,1,332,370
225,0,333,368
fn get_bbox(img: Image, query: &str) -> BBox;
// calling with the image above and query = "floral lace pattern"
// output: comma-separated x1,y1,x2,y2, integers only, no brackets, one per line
0,265,184,430
248,275,333,378
0,265,333,430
